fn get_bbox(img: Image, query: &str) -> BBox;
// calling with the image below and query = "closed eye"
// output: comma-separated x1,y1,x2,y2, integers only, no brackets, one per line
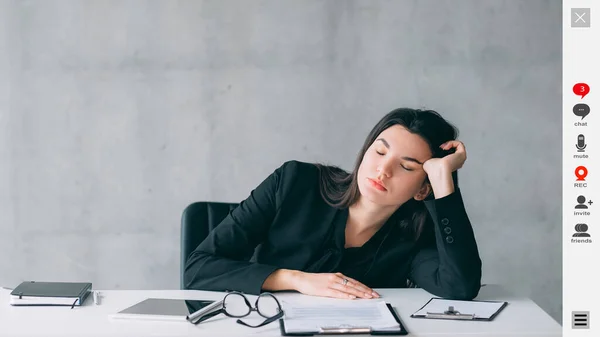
376,151,414,171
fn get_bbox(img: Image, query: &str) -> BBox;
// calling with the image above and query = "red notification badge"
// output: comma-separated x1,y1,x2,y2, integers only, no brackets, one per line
573,83,590,99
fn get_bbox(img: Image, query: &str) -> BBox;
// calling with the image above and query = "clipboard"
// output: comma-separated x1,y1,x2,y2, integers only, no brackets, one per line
279,303,408,336
410,297,508,321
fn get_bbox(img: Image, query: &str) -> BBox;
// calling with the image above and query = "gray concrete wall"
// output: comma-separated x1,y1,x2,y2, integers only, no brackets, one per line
0,0,562,323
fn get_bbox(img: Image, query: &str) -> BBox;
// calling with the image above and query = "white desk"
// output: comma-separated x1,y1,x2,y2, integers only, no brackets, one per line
0,285,561,337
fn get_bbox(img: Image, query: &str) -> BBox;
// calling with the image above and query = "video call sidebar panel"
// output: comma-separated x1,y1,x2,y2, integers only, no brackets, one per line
564,1,597,333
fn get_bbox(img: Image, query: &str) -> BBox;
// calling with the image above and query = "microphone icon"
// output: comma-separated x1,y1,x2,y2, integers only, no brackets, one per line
576,134,586,152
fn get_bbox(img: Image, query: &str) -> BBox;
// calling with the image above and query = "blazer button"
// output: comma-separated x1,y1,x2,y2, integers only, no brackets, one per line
444,227,452,234
446,236,454,243
441,218,450,226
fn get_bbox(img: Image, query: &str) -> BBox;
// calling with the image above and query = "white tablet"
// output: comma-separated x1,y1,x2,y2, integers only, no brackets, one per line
110,298,216,322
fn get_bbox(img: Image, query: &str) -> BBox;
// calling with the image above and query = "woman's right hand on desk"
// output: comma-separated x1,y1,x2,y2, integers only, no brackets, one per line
265,269,379,299
294,272,380,299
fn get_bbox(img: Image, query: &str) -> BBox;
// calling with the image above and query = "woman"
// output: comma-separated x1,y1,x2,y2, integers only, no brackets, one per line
184,108,482,301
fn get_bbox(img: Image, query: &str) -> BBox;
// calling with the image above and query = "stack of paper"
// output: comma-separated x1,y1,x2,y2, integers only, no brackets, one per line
282,300,399,333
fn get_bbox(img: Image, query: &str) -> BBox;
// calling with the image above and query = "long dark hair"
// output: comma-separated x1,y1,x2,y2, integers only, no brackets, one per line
315,108,459,242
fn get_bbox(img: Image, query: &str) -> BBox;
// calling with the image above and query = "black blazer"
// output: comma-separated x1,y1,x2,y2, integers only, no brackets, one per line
184,160,482,300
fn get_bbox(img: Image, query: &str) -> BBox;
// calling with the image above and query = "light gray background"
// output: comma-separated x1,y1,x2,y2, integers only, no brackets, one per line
0,0,562,323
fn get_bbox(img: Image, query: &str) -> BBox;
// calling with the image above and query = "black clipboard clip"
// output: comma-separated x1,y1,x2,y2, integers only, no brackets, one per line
425,305,475,320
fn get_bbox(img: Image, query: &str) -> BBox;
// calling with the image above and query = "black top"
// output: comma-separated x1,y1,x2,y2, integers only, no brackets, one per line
184,160,482,300
338,246,378,282
337,216,393,281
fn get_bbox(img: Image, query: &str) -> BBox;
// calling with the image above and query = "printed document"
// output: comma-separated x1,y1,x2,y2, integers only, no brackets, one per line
282,300,399,332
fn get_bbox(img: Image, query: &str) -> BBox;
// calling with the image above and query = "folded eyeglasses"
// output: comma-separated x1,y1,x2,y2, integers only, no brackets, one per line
186,291,284,328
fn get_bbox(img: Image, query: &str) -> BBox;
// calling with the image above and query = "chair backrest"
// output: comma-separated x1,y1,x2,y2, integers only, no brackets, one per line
180,201,238,289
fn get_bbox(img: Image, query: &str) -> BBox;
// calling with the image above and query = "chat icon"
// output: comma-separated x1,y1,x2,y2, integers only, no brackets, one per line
573,103,590,119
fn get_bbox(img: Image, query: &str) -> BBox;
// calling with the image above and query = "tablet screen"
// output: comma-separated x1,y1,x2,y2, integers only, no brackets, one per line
117,298,215,317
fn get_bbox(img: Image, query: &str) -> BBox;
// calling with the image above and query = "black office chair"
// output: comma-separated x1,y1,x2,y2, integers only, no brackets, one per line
180,201,238,289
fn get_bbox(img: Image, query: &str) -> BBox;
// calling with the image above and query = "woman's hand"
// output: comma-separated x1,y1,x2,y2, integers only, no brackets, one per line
292,272,380,300
423,140,467,175
421,140,467,199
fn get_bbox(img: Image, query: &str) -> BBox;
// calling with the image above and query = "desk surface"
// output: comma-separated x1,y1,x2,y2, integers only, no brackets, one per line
0,285,560,337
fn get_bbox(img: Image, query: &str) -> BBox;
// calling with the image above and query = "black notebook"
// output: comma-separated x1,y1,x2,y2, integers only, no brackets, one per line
10,281,92,306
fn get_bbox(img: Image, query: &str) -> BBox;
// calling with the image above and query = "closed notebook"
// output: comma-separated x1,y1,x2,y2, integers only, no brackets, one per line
10,281,92,306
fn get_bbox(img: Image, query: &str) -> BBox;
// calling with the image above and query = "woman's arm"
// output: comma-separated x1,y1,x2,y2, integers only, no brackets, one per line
183,161,297,295
409,140,481,300
409,188,482,300
184,159,381,299
262,269,301,291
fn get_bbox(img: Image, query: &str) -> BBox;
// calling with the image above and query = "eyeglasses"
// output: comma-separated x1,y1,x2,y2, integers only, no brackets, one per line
186,291,284,328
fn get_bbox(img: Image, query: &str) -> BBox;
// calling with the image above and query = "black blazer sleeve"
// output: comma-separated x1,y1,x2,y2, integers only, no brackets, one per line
408,188,482,300
183,161,297,295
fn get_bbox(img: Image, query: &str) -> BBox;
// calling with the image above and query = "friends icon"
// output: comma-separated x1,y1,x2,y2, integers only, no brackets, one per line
571,223,592,244
573,223,590,237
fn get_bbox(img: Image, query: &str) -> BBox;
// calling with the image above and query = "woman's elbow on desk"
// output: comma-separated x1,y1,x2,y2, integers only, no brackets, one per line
434,272,482,301
445,256,483,300
424,280,481,301
414,262,483,301
449,281,481,301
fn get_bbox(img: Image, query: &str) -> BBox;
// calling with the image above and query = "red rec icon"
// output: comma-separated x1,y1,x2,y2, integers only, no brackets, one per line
573,83,590,99
575,166,588,181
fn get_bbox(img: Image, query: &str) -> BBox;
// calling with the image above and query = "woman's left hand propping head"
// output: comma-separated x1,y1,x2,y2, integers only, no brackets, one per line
423,140,467,174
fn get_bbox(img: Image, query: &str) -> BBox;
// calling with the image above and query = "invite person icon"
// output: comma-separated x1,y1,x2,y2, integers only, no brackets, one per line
575,195,589,209
573,224,591,238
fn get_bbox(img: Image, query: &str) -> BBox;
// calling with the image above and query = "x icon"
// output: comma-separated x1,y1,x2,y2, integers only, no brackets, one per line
571,8,591,27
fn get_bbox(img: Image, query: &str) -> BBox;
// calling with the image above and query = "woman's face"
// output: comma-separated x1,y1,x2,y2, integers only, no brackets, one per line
357,125,433,206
